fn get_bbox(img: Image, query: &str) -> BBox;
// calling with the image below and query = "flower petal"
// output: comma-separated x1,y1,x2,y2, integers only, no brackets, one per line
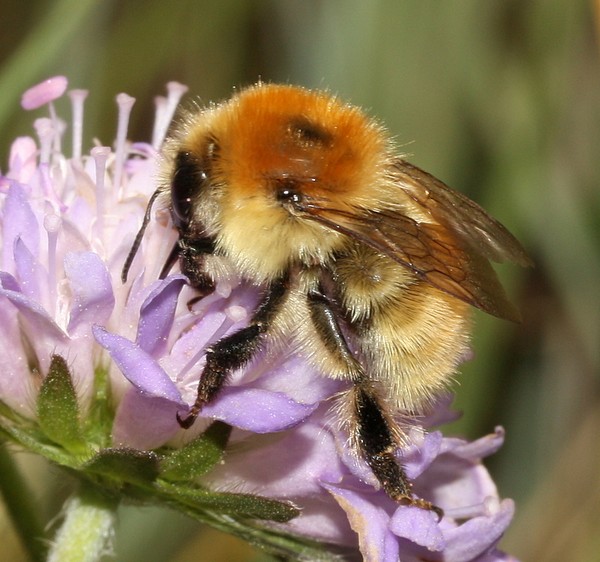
14,237,44,303
2,183,40,272
136,275,187,356
112,390,181,449
201,387,318,432
207,409,347,501
403,430,444,479
389,505,445,551
442,427,505,461
65,252,115,334
0,296,36,413
251,354,342,405
7,137,38,183
93,325,184,405
442,499,515,561
0,272,67,341
322,482,399,562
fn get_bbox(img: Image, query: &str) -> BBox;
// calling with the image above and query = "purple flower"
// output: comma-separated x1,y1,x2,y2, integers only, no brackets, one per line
0,76,518,561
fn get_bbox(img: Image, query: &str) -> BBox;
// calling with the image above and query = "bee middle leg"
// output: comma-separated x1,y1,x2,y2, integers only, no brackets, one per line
307,287,441,515
177,272,290,428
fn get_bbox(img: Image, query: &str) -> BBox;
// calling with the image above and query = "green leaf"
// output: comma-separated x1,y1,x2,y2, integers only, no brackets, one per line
37,355,86,454
160,421,232,481
84,448,160,487
157,480,299,523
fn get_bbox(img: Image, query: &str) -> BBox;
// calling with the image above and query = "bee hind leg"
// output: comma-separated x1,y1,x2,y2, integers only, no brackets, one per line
350,381,443,519
307,285,442,518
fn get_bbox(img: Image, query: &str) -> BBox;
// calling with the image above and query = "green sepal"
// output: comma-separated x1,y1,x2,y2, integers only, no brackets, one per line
36,355,86,454
156,480,299,522
84,448,160,487
84,364,114,447
160,420,232,481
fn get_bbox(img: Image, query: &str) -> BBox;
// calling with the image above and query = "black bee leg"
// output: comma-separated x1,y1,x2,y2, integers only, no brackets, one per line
177,272,290,429
176,237,217,298
307,286,442,518
351,380,443,518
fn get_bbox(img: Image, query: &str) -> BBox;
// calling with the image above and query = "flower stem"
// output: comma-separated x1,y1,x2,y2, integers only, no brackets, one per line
47,484,118,562
0,440,47,562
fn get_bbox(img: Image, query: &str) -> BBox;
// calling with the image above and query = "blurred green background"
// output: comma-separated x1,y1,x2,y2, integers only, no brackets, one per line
1,1,599,561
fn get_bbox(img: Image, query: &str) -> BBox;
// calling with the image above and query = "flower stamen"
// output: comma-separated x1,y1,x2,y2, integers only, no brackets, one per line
90,146,111,245
113,94,136,196
68,89,89,161
152,82,188,150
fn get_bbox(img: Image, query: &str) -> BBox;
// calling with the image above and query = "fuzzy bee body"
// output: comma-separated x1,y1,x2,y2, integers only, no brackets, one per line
123,83,530,510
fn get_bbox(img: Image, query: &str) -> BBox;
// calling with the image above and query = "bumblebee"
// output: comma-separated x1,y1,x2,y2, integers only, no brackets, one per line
123,83,530,511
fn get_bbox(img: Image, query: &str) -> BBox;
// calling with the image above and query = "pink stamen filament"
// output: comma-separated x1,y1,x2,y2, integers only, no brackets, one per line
91,146,111,243
113,93,136,195
152,82,188,150
443,496,500,520
151,96,167,150
68,89,89,161
47,101,62,155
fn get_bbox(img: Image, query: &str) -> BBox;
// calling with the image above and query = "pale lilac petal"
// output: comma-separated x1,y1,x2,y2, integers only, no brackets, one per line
333,429,379,489
322,482,399,562
14,237,44,302
7,137,38,183
0,273,67,341
136,275,187,356
2,183,40,272
443,499,515,561
389,505,445,551
442,427,505,460
476,550,519,562
0,297,36,413
65,252,115,334
414,457,499,512
93,325,184,405
402,430,444,479
250,354,342,404
112,390,180,449
162,307,229,378
201,387,318,432
207,410,347,500
272,496,357,546
21,76,68,110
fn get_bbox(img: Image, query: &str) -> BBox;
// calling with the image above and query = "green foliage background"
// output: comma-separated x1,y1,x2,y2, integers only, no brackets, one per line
1,1,599,560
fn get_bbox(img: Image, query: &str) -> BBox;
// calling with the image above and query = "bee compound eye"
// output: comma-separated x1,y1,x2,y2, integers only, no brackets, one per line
276,180,304,208
171,151,208,226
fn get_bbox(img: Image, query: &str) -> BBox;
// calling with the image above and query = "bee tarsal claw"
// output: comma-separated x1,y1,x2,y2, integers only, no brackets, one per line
176,410,197,429
398,496,444,521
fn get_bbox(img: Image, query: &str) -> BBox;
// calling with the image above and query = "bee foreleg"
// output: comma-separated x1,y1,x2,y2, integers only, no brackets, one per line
177,271,290,428
177,236,217,297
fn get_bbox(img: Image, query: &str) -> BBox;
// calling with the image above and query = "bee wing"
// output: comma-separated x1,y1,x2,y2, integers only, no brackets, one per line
306,159,531,321
391,160,531,267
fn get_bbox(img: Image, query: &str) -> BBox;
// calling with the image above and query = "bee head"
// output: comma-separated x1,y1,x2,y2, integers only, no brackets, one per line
168,84,392,279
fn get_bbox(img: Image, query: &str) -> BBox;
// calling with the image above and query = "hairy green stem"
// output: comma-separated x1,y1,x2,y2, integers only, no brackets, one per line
47,484,118,562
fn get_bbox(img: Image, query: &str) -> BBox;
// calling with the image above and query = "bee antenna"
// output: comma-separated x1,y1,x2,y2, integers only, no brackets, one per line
121,188,163,283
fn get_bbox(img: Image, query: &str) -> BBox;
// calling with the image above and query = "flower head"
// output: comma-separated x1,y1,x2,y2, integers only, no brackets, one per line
0,76,518,561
